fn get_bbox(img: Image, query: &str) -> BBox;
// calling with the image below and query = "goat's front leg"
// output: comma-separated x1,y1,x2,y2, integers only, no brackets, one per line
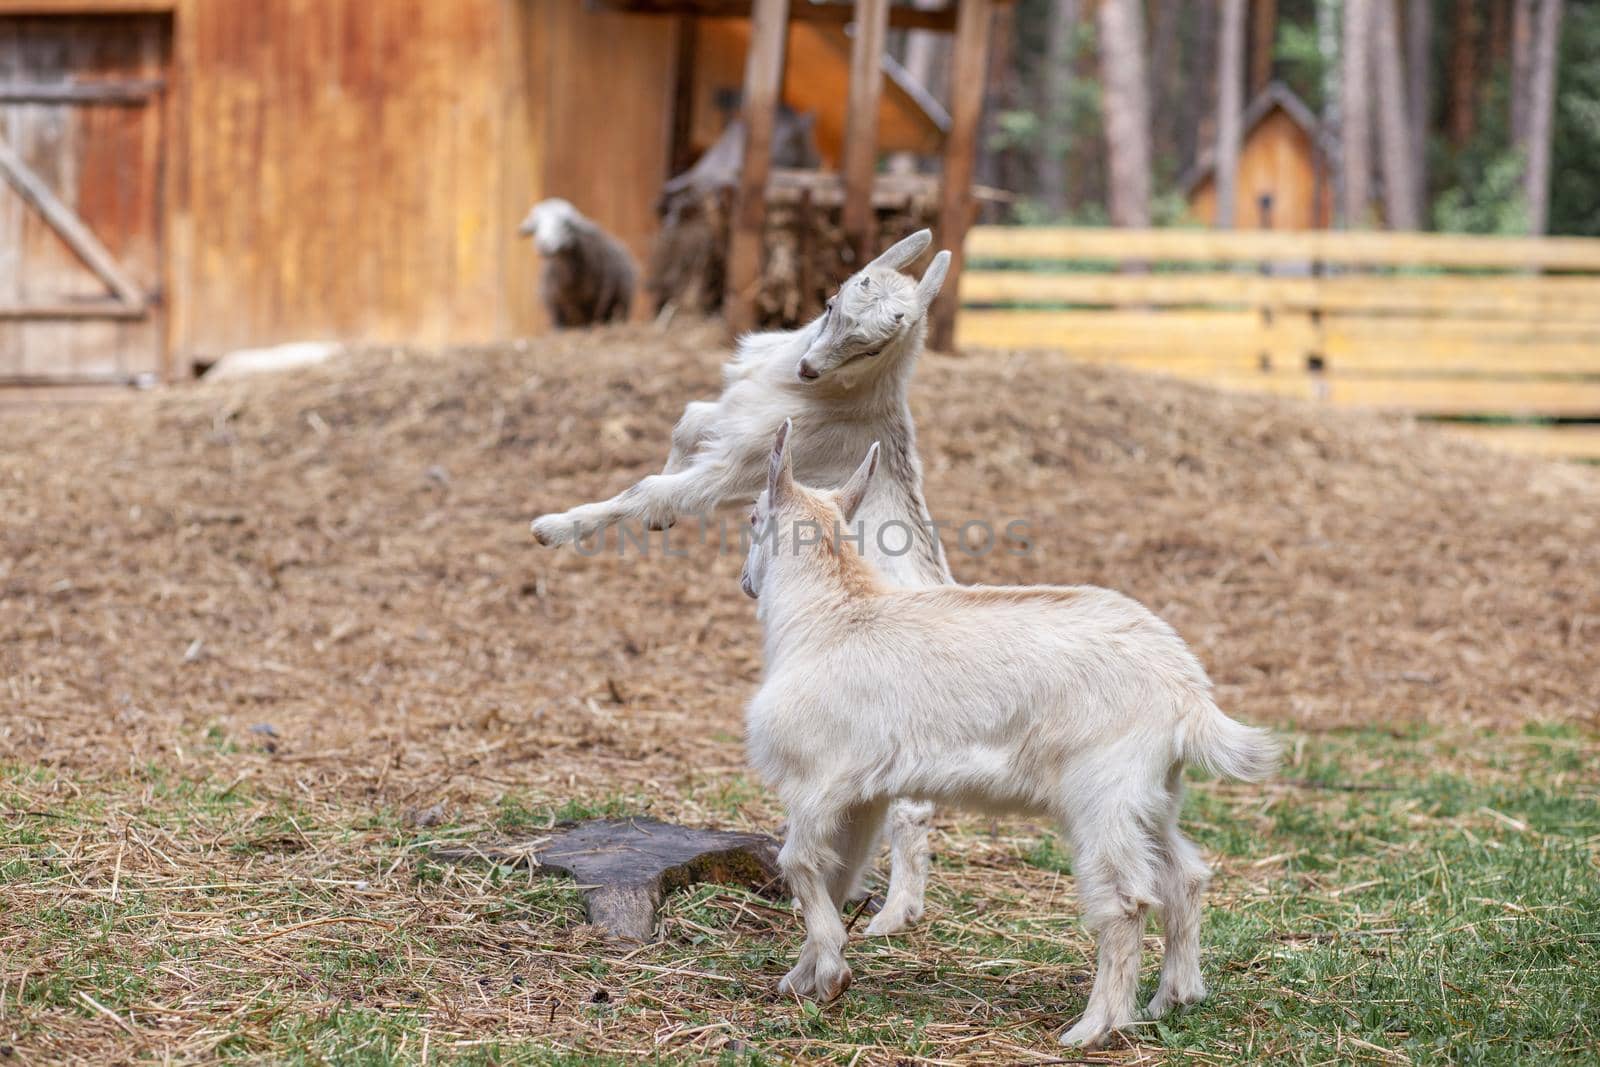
531,459,741,547
662,401,719,475
777,805,856,1002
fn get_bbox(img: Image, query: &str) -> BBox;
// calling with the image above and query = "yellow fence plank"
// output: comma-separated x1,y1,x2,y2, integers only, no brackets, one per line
961,270,1600,319
957,227,1600,426
957,309,1600,375
954,309,1315,354
1200,375,1600,416
1443,423,1600,460
965,226,1600,271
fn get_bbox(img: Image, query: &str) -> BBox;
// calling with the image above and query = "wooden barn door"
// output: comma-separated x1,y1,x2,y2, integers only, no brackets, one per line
0,15,168,386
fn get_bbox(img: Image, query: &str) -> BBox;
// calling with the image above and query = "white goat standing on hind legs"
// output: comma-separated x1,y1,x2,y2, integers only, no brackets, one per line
740,422,1279,1049
530,229,951,935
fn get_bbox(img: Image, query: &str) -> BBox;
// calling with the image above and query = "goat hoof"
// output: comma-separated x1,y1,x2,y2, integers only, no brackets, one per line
779,954,851,1002
863,898,923,937
529,515,567,547
1058,1013,1127,1049
1145,979,1206,1020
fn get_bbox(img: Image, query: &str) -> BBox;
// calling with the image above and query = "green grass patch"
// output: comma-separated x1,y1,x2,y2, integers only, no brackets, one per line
1,727,1596,1063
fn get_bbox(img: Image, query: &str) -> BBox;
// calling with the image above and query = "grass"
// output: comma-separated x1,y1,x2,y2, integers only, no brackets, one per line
2,725,1596,1064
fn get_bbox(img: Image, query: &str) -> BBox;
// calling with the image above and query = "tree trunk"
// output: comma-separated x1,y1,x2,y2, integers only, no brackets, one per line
1319,0,1341,137
1374,0,1418,229
1404,0,1433,225
1447,0,1481,145
1488,0,1511,73
1148,0,1182,174
1180,1,1220,172
1340,0,1374,226
1096,0,1152,227
1511,0,1536,144
1249,0,1279,96
1036,0,1080,214
1523,0,1564,235
1215,0,1247,228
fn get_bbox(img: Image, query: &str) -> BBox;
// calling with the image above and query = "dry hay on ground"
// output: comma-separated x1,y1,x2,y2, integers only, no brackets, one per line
5,321,1596,771
1,323,1597,1061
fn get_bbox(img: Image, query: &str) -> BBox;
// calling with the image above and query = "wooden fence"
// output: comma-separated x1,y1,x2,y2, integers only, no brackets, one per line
956,227,1600,460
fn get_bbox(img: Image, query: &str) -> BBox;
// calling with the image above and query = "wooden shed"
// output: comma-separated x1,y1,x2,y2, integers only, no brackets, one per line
1,0,998,389
1184,81,1334,231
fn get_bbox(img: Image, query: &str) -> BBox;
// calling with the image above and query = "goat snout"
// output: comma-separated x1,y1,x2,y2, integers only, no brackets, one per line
797,361,820,381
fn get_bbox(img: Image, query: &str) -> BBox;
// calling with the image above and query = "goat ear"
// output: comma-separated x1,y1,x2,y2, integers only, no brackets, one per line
916,249,952,311
767,418,794,504
835,442,880,524
869,229,933,272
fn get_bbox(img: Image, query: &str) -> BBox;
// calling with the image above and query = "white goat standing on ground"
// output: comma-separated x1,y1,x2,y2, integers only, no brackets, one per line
740,422,1279,1049
531,229,951,935
520,198,637,328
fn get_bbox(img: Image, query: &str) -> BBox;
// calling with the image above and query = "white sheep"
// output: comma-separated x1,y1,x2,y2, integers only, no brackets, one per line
531,229,951,935
519,198,637,328
739,422,1278,1049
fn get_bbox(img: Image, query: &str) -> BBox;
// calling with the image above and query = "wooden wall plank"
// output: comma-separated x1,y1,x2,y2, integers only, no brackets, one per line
0,12,165,382
172,0,674,355
534,0,674,315
176,0,507,358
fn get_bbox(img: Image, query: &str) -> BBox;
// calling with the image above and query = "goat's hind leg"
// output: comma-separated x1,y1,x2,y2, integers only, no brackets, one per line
1147,779,1211,1019
827,798,890,910
863,798,932,936
1059,814,1160,1049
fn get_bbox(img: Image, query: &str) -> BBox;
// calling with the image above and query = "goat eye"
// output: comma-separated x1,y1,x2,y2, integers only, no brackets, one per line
860,276,871,290
893,312,904,324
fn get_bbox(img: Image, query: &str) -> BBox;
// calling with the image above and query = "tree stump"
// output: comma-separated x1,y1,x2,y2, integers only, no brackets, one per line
431,818,783,941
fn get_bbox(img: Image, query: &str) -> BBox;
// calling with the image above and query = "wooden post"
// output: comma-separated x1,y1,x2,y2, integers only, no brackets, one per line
841,0,890,266
668,16,700,178
930,0,991,352
724,0,790,336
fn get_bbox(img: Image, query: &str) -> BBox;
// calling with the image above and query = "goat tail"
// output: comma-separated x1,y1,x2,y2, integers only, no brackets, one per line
1180,697,1280,783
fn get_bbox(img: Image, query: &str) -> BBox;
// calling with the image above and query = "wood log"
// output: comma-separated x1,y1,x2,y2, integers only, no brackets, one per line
431,818,782,941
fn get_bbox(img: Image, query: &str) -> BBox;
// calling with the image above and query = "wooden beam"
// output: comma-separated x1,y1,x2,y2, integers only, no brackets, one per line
0,134,146,310
0,0,175,12
724,0,790,335
930,0,991,351
0,79,165,104
164,0,197,382
0,303,146,320
668,16,700,177
841,0,890,265
584,0,966,32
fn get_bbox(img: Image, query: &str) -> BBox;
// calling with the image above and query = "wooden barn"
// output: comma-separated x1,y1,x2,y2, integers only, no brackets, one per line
1183,81,1334,231
0,0,999,389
